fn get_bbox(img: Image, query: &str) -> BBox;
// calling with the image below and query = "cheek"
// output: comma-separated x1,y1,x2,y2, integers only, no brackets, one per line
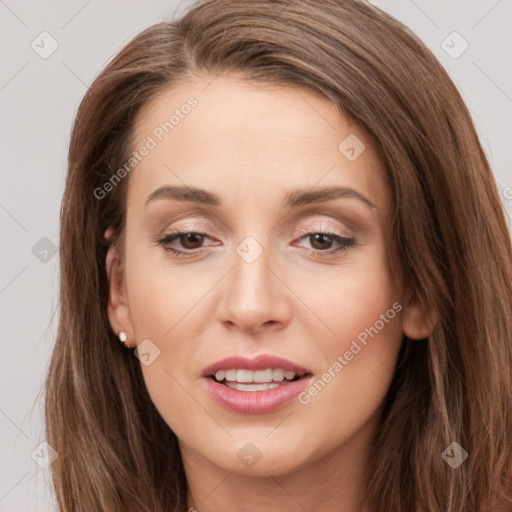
291,240,399,354
123,248,215,424
293,300,403,463
292,244,403,424
125,243,207,339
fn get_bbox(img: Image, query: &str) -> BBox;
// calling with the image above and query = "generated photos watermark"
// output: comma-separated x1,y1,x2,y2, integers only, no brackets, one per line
93,96,198,200
298,301,403,404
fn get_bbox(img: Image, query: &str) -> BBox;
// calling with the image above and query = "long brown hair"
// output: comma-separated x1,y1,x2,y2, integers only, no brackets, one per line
45,0,512,510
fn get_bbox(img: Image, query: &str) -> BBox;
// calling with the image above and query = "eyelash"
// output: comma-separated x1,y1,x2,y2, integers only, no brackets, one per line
153,227,355,260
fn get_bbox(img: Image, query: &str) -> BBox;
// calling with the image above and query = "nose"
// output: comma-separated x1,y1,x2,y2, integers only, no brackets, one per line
217,238,291,334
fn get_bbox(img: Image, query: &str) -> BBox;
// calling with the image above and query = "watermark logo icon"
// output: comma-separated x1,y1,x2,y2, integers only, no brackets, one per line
441,31,469,59
236,236,263,264
134,338,161,366
31,441,58,468
338,134,366,161
31,31,59,59
237,442,262,468
32,237,58,263
442,441,468,468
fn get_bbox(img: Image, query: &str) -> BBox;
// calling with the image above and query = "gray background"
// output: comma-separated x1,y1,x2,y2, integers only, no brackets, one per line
1,1,510,510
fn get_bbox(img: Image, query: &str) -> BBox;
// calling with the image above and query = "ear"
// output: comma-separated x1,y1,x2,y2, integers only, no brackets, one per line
401,293,438,340
105,228,134,347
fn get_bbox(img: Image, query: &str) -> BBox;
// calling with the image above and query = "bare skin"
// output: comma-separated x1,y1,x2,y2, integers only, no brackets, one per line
106,74,435,512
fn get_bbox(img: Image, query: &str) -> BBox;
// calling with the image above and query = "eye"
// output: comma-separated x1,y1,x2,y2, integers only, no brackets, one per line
293,230,355,259
153,228,355,259
153,230,216,257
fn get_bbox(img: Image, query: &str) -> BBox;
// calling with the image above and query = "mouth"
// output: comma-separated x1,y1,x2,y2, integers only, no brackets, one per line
202,354,313,413
202,355,313,414
208,368,311,392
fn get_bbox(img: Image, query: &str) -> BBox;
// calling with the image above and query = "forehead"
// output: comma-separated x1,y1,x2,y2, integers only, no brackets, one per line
127,74,389,213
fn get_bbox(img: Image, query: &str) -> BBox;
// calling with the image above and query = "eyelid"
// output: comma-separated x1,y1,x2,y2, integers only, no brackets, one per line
156,220,218,238
301,205,367,228
156,209,357,241
290,210,358,241
158,217,352,239
296,220,352,237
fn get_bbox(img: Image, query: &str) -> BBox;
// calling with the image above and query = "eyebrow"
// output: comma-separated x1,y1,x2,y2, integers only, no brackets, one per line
145,185,376,209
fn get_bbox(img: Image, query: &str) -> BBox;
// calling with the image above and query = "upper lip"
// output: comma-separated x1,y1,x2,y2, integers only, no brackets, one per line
202,354,312,377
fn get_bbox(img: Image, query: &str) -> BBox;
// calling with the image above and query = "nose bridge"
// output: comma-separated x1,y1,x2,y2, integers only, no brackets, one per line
219,231,288,330
231,233,273,301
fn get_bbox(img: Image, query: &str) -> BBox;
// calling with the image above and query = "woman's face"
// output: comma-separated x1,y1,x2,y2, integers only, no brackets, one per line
106,74,422,478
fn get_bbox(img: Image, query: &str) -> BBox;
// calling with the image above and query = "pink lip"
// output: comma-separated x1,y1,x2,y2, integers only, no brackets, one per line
202,354,311,376
202,354,313,414
203,377,311,414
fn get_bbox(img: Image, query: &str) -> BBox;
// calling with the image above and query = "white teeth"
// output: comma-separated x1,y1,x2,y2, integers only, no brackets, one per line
225,369,237,381
214,368,298,383
237,369,253,383
225,382,280,391
272,369,284,381
253,369,273,382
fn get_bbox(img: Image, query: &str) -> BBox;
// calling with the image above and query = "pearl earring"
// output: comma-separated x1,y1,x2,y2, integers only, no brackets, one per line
118,331,127,343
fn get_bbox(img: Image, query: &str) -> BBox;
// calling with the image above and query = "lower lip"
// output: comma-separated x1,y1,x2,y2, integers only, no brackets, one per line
203,376,311,414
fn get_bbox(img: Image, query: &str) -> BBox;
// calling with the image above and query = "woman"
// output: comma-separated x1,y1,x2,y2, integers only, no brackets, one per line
45,0,512,511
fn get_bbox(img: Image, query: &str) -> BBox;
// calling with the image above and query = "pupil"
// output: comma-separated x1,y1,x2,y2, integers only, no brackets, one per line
181,233,203,249
311,233,332,250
